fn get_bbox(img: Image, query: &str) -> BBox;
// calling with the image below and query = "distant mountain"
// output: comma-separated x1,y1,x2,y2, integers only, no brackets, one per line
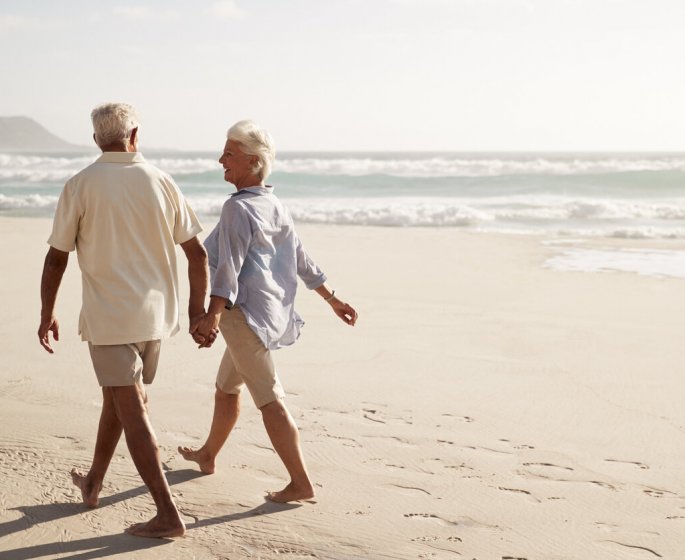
0,116,89,152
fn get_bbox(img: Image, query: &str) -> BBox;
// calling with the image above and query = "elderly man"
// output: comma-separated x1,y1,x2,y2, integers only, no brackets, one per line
38,103,211,538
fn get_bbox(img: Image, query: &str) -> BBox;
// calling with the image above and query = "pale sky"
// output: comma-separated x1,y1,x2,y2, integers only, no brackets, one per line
2,0,684,151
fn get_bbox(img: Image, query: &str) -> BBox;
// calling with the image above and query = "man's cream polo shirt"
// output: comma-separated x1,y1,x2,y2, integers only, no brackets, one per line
48,152,202,345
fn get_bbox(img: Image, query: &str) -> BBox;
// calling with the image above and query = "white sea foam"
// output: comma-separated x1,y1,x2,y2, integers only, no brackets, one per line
274,156,685,177
544,248,685,279
0,154,97,182
1,188,682,237
0,154,218,182
146,157,218,175
4,152,685,181
491,198,685,221
183,195,685,237
0,193,58,210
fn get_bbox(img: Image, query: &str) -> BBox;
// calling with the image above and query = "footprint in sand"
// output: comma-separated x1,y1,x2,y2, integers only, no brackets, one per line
440,413,475,423
496,486,540,503
598,540,663,559
589,481,617,491
387,484,432,496
643,488,676,498
522,462,574,472
447,536,462,542
520,462,574,480
498,438,535,450
362,409,387,424
403,513,458,527
412,535,439,542
270,546,316,557
604,458,649,470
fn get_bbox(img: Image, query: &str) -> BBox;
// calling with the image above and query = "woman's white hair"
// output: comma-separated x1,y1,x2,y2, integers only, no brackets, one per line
227,120,275,181
91,103,139,147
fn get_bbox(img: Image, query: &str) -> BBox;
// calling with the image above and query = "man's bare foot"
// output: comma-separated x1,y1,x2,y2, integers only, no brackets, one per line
266,481,316,503
177,446,216,474
125,515,186,538
70,468,101,508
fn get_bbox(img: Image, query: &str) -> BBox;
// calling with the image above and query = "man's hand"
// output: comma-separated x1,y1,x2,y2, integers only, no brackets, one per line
329,298,358,326
38,314,60,353
39,247,69,354
189,312,220,348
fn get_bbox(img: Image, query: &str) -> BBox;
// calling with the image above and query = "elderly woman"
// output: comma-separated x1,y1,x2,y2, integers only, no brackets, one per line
180,120,357,502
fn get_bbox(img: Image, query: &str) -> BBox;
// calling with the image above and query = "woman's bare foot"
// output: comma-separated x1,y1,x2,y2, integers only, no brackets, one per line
177,446,216,474
70,468,101,508
125,515,186,538
266,481,316,503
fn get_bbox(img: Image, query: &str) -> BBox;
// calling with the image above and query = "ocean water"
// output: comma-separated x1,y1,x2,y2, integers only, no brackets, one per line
2,151,685,239
544,248,685,279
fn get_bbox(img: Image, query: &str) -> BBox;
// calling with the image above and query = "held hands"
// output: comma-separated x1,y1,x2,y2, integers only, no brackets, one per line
189,312,221,348
38,314,60,353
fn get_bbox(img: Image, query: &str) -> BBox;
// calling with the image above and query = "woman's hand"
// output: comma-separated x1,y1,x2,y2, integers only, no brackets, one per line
190,312,221,348
328,297,358,326
314,284,358,326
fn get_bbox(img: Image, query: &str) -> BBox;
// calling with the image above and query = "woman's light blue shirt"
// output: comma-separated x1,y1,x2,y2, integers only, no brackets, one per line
204,186,327,350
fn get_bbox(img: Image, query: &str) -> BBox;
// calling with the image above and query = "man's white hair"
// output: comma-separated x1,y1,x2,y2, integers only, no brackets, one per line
91,103,139,147
227,120,275,181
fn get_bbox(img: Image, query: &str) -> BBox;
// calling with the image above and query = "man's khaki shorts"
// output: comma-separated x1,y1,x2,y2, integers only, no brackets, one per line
216,306,285,408
88,340,162,387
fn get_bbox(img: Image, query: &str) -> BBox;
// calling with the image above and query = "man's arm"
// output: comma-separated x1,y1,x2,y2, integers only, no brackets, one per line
180,236,216,347
180,236,209,319
39,247,69,353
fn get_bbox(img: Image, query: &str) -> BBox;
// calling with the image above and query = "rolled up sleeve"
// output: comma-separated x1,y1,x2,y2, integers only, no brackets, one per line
295,234,327,289
211,201,252,304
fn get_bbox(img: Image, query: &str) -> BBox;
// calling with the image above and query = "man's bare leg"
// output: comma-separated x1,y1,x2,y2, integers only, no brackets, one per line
178,387,240,474
71,387,122,507
261,399,315,503
110,384,185,538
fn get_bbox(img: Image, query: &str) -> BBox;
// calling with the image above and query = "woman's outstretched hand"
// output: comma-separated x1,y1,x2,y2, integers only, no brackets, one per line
328,297,358,326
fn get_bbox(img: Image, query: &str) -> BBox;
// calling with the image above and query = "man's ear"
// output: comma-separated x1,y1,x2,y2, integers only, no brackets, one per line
129,127,139,149
92,133,98,146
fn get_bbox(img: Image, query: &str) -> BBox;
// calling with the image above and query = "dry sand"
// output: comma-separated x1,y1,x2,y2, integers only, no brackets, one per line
1,216,684,559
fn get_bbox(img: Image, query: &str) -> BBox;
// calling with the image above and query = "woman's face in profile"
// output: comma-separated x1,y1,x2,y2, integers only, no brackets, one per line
219,139,255,187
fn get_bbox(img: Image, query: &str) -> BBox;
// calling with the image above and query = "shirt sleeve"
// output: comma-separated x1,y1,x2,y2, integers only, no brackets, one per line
295,234,327,289
47,181,81,252
211,201,253,304
169,178,203,244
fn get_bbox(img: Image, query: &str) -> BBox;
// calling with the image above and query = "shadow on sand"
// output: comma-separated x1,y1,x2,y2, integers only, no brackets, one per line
0,468,298,559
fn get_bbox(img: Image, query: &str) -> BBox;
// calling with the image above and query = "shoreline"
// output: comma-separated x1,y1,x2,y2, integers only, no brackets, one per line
8,214,685,279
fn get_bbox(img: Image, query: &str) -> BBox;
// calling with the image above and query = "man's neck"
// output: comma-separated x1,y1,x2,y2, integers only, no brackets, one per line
100,141,136,153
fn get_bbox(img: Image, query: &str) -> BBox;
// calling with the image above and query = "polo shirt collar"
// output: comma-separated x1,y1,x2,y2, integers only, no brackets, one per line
231,185,273,197
96,152,146,164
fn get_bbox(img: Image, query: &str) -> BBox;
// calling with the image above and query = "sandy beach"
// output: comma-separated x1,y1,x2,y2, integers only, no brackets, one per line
1,216,684,559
